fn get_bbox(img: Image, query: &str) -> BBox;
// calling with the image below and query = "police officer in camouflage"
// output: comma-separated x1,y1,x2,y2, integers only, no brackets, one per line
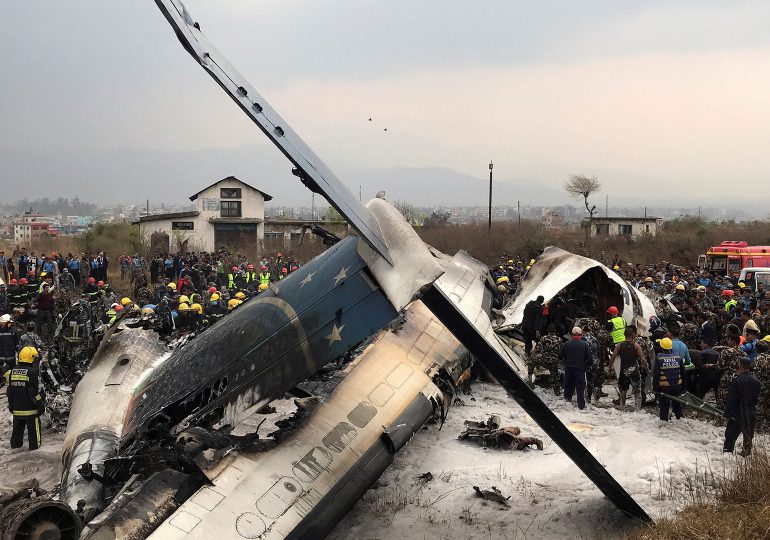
528,324,563,395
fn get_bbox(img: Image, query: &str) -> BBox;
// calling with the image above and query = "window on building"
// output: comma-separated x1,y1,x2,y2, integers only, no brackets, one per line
645,224,650,233
221,201,242,217
595,223,609,236
220,187,242,199
618,224,633,235
172,221,195,230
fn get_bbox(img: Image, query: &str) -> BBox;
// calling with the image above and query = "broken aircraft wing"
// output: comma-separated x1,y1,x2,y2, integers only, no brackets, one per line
153,0,391,263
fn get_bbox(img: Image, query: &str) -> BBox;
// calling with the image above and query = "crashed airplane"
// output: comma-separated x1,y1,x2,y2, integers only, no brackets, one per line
0,2,651,538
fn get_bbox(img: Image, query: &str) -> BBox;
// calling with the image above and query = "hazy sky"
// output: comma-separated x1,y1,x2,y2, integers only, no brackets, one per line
3,1,770,205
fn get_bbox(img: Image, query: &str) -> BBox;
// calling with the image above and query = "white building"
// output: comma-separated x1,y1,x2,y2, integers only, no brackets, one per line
136,176,273,252
13,212,56,243
589,216,663,238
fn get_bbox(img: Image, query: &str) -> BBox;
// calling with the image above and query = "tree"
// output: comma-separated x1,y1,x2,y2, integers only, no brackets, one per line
324,206,345,223
564,174,601,237
394,200,421,226
424,210,451,227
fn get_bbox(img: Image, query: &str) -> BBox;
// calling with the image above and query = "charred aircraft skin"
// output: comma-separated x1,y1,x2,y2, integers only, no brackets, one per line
146,299,471,540
60,317,170,520
120,236,397,447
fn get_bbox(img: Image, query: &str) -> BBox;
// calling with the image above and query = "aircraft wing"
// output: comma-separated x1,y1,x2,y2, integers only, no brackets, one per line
153,0,391,263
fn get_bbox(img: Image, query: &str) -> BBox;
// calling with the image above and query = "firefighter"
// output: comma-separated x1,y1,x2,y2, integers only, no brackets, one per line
606,306,626,347
259,266,271,286
6,346,45,450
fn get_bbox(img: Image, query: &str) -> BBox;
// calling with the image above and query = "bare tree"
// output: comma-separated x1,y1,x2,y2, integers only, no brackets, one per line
564,175,602,240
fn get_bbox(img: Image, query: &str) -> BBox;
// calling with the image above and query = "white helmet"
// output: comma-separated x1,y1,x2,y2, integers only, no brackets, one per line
0,314,12,324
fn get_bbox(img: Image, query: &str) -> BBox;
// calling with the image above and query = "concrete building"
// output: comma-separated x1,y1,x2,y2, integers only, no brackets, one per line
542,210,565,230
136,176,272,252
589,216,663,238
13,212,57,243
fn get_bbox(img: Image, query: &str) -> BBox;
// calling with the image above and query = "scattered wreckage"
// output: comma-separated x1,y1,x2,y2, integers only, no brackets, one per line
0,2,652,537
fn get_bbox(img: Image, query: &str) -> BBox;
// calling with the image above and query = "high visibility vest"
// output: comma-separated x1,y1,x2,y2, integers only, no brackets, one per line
228,273,236,289
724,299,737,313
609,316,626,344
245,272,256,284
259,272,270,286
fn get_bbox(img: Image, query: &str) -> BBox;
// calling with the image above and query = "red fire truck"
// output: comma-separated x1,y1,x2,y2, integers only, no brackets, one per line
699,241,770,276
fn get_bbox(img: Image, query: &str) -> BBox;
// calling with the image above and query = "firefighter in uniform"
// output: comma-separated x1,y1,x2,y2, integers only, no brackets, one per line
259,266,271,287
6,346,44,450
606,306,626,347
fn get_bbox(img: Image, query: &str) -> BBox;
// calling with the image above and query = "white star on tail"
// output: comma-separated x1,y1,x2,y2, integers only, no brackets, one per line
325,324,345,346
333,266,349,285
300,271,315,288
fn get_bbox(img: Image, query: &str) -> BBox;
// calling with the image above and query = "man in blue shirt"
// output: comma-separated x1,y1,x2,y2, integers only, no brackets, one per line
740,329,760,360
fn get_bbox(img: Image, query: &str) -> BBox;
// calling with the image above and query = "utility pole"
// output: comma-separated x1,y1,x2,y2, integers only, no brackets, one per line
605,195,608,217
359,185,362,202
311,193,315,221
517,200,521,226
488,161,493,232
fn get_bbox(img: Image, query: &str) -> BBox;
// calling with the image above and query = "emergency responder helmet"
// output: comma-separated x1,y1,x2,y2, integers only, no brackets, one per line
697,285,706,292
9,279,17,285
88,277,95,284
210,293,221,302
208,286,217,294
28,270,35,276
0,314,11,324
659,337,673,350
613,265,620,270
167,282,177,290
247,264,254,270
191,303,203,315
115,305,124,312
141,306,155,318
497,284,506,292
178,295,190,304
258,283,268,292
232,266,238,272
739,282,746,289
98,281,104,287
525,265,531,270
607,306,619,316
178,302,190,311
235,292,246,300
19,278,27,285
40,272,48,279
529,259,536,265
762,335,770,343
644,277,653,283
228,299,242,310
19,346,39,363
496,276,509,284
120,297,132,306
675,284,685,291
722,289,734,297
261,265,268,271
281,268,288,274
291,266,298,271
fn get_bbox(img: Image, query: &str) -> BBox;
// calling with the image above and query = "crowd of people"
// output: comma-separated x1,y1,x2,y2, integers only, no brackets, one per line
498,256,768,457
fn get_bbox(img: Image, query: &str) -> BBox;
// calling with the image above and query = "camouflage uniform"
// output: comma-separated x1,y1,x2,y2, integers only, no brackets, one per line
680,322,699,349
634,335,656,398
714,346,743,410
529,333,562,395
752,353,770,431
594,325,612,396
658,306,680,331
136,286,153,307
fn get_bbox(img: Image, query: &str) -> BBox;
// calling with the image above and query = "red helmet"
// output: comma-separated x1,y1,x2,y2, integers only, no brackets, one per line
261,265,268,271
291,266,298,271
247,264,254,270
208,286,217,293
722,289,734,297
277,252,283,257
9,279,17,285
281,267,288,274
19,278,27,285
115,305,124,312
232,266,238,272
97,280,104,287
88,277,96,284
27,270,35,276
607,306,619,316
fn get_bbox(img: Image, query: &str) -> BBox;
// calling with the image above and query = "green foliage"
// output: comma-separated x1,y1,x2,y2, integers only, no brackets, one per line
324,206,345,223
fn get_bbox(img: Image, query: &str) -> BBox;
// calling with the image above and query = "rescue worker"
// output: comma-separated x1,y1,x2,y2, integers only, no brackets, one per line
25,271,39,302
606,306,626,347
8,279,26,312
715,334,743,410
581,323,600,403
84,277,100,311
522,296,545,356
279,267,288,280
611,327,648,411
653,337,686,422
6,346,44,450
259,266,271,287
227,298,242,311
205,293,226,324
528,324,562,395
0,314,20,373
560,327,593,409
227,266,239,291
244,264,257,287
723,356,761,456
0,283,8,316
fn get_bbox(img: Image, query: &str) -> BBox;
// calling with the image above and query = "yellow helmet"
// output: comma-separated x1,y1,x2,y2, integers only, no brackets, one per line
738,282,746,289
120,297,132,306
529,259,536,265
675,284,685,291
659,337,673,350
507,259,513,264
228,298,242,310
210,293,221,302
167,282,177,290
178,295,190,304
178,302,190,311
19,346,39,363
258,283,268,292
613,265,620,270
496,276,509,284
763,335,770,343
235,292,246,300
191,303,203,315
526,265,531,271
